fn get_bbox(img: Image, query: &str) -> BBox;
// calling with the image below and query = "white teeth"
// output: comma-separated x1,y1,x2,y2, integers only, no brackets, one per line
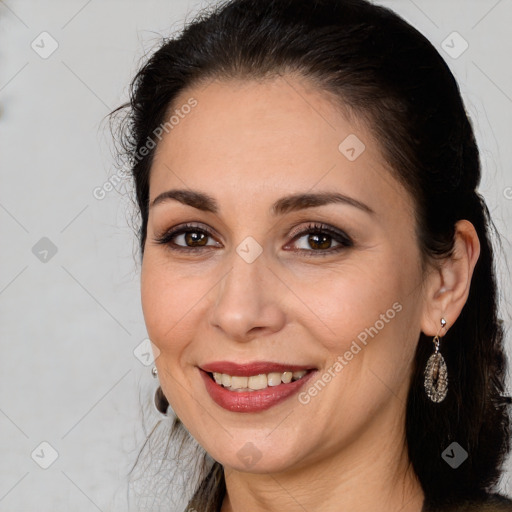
267,372,283,387
248,374,267,390
281,371,293,384
211,369,309,391
230,376,248,390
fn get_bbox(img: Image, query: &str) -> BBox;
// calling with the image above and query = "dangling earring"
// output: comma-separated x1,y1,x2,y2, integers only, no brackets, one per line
424,318,448,403
152,366,170,415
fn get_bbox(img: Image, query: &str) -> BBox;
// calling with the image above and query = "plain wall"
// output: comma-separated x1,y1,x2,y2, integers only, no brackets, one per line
1,0,511,510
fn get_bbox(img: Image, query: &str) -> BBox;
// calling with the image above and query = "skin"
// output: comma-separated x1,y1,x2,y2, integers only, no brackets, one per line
140,75,480,512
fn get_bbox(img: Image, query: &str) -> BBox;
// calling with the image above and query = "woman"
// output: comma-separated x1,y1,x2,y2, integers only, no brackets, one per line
110,0,512,510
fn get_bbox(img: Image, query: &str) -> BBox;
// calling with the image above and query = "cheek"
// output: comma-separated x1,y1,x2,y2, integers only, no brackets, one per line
289,256,412,351
140,255,203,354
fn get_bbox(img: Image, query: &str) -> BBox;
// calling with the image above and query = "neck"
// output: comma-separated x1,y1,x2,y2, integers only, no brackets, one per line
220,404,424,512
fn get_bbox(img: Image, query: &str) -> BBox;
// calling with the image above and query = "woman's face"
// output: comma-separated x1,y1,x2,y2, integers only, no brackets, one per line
141,75,429,473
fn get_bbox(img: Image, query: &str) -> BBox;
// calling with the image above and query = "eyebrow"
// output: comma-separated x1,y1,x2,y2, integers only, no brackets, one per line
149,189,374,216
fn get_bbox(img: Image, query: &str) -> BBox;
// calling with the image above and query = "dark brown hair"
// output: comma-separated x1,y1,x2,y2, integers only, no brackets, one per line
110,0,512,510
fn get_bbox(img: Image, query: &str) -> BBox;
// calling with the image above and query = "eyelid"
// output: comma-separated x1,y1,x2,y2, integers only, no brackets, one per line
287,222,344,241
154,222,218,240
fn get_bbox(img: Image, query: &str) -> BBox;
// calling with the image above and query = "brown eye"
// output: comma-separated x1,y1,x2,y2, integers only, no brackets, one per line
286,222,354,256
153,223,221,251
183,231,208,247
154,222,352,256
306,233,333,250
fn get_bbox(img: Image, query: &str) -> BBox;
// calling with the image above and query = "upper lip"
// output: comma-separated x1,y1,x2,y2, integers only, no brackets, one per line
200,361,316,376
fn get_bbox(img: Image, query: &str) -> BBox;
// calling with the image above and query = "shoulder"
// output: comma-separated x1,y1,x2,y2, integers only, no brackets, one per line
432,494,512,511
454,494,512,512
483,493,512,510
470,493,512,511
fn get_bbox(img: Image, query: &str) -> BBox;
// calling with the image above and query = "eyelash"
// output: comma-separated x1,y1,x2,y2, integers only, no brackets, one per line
153,222,354,257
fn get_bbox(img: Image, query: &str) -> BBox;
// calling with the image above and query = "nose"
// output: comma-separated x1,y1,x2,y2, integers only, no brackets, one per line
208,249,286,342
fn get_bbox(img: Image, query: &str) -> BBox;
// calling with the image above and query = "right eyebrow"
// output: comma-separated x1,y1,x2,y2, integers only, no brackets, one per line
150,189,218,213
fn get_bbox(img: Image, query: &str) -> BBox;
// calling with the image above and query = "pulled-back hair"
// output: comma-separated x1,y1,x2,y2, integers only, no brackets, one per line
110,0,512,510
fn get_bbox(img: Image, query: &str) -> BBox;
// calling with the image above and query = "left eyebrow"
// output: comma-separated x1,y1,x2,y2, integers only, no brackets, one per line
270,191,375,216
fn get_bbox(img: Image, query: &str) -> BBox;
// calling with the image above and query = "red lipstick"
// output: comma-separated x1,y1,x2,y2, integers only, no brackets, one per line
199,361,317,413
200,361,314,376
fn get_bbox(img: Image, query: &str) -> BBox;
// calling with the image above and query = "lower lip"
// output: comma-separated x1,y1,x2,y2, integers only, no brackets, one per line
199,369,317,413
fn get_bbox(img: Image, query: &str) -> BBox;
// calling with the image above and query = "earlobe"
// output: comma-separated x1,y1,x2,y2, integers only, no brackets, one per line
420,219,481,336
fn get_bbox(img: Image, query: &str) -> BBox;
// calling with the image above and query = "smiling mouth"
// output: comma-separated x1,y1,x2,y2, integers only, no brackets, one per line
206,369,313,392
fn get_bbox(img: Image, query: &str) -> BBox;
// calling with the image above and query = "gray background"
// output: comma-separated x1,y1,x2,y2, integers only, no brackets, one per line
1,0,511,510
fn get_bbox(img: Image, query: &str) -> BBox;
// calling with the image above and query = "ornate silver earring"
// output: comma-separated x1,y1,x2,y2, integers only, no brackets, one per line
424,318,448,403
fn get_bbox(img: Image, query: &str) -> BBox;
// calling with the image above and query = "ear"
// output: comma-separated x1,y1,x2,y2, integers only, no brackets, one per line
420,220,481,336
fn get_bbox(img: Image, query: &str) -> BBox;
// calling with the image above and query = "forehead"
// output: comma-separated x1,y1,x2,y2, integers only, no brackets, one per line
154,76,360,171
149,76,413,219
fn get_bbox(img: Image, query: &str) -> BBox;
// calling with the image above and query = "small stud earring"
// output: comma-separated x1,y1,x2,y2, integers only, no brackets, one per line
151,366,171,416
